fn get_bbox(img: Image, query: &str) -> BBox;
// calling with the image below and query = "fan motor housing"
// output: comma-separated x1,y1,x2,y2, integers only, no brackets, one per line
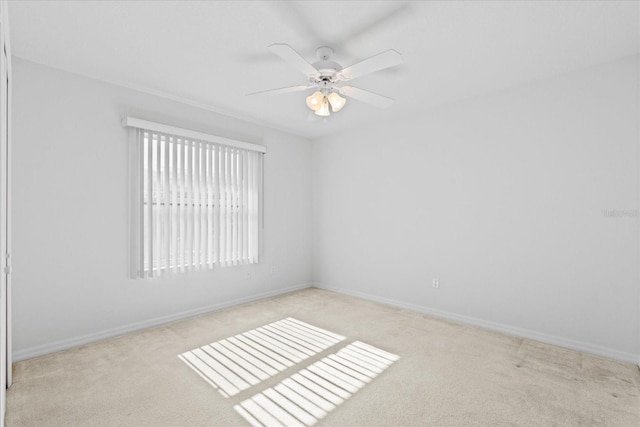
311,46,342,86
312,60,342,77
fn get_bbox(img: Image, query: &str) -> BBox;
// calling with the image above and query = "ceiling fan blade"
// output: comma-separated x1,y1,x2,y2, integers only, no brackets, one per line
268,43,318,77
339,86,395,109
246,84,314,96
337,50,403,81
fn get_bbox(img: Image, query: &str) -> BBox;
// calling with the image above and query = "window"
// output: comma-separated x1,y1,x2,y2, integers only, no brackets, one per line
127,118,265,278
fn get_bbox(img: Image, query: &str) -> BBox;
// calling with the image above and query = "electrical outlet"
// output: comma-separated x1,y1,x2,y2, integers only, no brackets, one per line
245,271,252,280
270,265,276,275
432,278,439,289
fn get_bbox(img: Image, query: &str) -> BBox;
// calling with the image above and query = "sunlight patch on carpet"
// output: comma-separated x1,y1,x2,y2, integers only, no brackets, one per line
234,341,399,426
178,318,345,398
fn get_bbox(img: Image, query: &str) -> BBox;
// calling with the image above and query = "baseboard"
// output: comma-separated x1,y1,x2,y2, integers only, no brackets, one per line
13,282,313,362
313,283,639,364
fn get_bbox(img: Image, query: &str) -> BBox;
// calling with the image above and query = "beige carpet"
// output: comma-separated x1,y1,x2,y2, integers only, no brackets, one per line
6,288,640,426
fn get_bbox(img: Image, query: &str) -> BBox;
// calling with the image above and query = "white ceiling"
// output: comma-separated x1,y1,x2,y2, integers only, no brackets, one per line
9,1,640,140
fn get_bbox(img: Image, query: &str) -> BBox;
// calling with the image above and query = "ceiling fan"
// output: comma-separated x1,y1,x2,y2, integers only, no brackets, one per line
248,44,403,117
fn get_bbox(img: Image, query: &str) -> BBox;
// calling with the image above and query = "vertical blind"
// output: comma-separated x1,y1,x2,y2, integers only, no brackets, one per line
128,120,264,278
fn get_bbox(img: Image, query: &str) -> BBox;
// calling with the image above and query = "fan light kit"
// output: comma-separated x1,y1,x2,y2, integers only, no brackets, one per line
248,44,403,119
306,91,346,116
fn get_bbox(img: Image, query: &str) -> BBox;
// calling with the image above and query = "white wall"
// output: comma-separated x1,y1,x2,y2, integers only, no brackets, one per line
312,56,640,362
12,55,640,363
12,58,313,359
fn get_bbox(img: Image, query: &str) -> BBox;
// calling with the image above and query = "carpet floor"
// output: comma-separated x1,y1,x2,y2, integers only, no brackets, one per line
6,288,640,426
